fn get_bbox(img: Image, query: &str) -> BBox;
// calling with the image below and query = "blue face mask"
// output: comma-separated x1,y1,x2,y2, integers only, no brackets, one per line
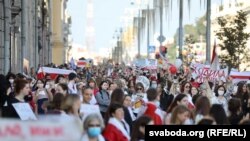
87,127,101,137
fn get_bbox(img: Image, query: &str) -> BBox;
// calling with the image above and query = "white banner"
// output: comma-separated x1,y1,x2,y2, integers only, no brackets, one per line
37,67,75,75
230,71,250,84
134,59,157,70
80,104,101,121
0,118,82,141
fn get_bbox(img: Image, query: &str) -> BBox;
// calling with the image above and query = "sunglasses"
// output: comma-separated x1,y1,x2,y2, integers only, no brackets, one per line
89,124,101,127
137,87,143,90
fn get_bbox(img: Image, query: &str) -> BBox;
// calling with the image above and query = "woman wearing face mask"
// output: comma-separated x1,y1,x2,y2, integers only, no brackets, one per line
6,73,16,96
211,85,228,115
81,113,105,141
150,81,158,89
95,81,110,118
34,79,53,115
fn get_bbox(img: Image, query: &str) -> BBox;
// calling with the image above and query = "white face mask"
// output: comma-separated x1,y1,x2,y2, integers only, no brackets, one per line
45,84,50,89
37,84,43,88
9,79,14,84
218,90,224,96
151,84,157,89
183,119,193,125
176,87,180,92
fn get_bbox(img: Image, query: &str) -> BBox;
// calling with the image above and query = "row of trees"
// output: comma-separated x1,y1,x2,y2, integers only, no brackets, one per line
169,10,250,72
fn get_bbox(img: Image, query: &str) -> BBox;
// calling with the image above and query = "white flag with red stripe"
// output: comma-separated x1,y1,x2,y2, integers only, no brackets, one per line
77,60,88,68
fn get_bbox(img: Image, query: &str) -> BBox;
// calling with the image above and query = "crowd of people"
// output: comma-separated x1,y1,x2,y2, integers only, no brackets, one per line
0,62,250,141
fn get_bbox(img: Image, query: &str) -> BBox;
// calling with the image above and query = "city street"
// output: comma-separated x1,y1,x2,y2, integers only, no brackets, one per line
1,0,250,141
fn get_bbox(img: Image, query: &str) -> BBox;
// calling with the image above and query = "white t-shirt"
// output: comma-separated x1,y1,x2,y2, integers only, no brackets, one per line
68,81,78,94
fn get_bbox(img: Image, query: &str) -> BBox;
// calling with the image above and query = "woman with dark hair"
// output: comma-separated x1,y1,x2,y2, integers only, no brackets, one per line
88,78,99,96
6,73,16,96
233,83,249,115
165,94,191,124
55,75,66,84
103,103,130,141
210,85,228,115
123,95,136,121
181,82,191,95
55,83,68,96
210,104,229,125
167,94,189,114
131,116,153,141
107,89,133,132
194,96,211,124
132,82,148,116
108,82,117,95
191,86,199,97
95,81,110,118
0,74,8,115
181,82,194,109
2,79,31,118
128,79,136,96
228,98,243,125
197,118,216,125
160,81,174,111
33,79,53,114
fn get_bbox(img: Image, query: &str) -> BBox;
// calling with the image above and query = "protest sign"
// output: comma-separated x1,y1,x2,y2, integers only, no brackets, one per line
80,104,101,121
191,63,227,83
0,118,82,141
12,103,37,121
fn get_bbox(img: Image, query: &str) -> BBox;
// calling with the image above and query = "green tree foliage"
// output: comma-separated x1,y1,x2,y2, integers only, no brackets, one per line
215,10,250,71
170,15,205,64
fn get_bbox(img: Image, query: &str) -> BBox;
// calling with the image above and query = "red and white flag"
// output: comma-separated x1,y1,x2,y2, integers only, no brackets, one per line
211,39,220,70
77,60,88,68
37,67,75,80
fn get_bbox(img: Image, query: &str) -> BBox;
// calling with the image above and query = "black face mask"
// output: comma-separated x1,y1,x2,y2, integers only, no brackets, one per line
24,94,32,102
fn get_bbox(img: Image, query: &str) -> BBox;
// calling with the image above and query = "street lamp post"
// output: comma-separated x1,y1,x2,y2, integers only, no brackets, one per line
206,0,211,64
179,0,183,60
